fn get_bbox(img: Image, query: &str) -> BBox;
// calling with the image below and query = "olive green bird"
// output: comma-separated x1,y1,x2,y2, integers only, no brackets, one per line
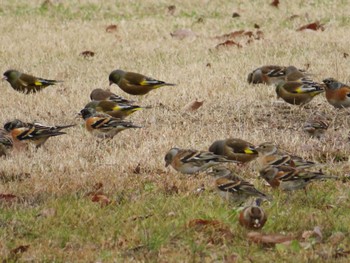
83,100,143,119
2,69,63,94
109,69,176,95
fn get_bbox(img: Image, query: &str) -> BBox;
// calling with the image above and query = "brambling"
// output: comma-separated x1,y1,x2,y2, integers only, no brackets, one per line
164,148,236,174
89,88,135,104
2,69,62,94
255,142,315,170
4,119,75,148
83,100,143,119
247,65,306,85
303,115,329,139
109,69,176,95
0,129,13,156
239,199,267,230
275,79,324,105
210,167,269,204
259,165,337,191
323,78,350,108
209,138,258,164
80,108,142,139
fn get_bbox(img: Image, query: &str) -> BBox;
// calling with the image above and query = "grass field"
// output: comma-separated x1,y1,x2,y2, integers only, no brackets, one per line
1,0,350,261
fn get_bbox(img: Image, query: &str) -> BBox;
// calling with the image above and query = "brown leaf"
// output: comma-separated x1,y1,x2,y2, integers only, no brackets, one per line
91,194,111,206
297,21,325,31
255,30,264,39
328,232,345,245
224,253,239,263
215,30,245,40
106,24,118,33
270,0,279,7
0,193,17,202
80,50,95,58
170,29,196,40
187,219,234,243
232,12,240,18
11,245,30,255
247,232,294,246
302,226,323,243
334,248,350,258
183,99,204,112
4,245,30,262
344,53,349,58
215,40,242,49
244,31,254,38
254,23,260,29
167,5,176,15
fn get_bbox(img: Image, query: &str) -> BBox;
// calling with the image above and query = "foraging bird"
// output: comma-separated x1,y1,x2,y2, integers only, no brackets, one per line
0,129,13,156
210,167,269,204
83,100,143,119
239,199,267,230
255,142,315,170
303,116,329,139
4,119,74,148
247,65,306,85
259,165,337,191
109,69,175,95
2,69,62,94
80,108,141,139
164,148,235,174
209,138,258,164
89,88,135,104
323,78,350,108
275,79,324,105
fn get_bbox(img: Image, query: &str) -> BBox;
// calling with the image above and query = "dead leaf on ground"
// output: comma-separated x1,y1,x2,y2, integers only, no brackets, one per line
232,12,240,18
301,226,323,243
0,193,17,202
3,245,30,263
224,253,239,263
328,232,345,245
91,194,111,206
37,208,57,218
270,0,279,7
334,248,350,258
183,99,204,112
167,5,176,15
170,29,197,40
106,24,118,33
215,30,245,40
80,50,95,58
215,40,242,49
297,21,325,31
247,232,294,246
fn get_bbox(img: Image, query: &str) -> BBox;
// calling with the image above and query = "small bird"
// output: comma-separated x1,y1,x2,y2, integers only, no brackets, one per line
239,199,267,230
259,165,337,191
323,78,350,108
80,108,141,139
209,138,258,164
164,148,235,174
210,167,269,204
89,88,135,104
303,115,329,139
275,79,325,105
0,129,13,157
2,69,62,94
247,65,306,85
4,119,74,148
109,69,175,95
83,100,143,119
255,142,315,170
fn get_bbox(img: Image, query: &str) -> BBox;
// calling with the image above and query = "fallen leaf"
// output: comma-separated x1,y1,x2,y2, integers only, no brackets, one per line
11,245,30,255
334,248,350,258
247,232,294,246
37,208,56,218
3,245,30,263
344,53,349,58
215,40,242,49
91,194,111,206
183,99,204,112
167,5,176,15
254,23,260,29
215,30,245,40
255,30,264,39
170,29,196,40
224,253,239,263
328,232,345,245
0,193,17,202
106,24,118,33
301,226,323,243
80,50,95,58
297,21,325,31
270,0,279,7
232,12,240,18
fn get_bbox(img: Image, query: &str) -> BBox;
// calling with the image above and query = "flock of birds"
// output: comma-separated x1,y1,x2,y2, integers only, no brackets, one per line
1,65,350,230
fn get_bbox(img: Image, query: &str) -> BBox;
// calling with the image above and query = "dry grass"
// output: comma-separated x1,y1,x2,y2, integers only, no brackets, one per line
1,0,350,261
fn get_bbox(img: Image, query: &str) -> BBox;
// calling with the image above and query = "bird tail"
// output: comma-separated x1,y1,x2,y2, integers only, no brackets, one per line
37,78,63,86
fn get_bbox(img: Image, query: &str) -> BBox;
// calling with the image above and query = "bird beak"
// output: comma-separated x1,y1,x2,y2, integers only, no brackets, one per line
76,112,82,119
2,76,7,81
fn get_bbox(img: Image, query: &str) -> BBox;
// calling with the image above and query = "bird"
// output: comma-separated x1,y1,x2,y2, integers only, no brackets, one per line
239,199,267,230
0,129,13,157
3,119,75,148
109,69,175,95
210,167,269,204
247,65,306,85
80,108,142,139
209,138,258,164
259,165,337,191
303,115,329,139
2,69,63,94
164,148,236,174
275,79,325,105
323,78,350,108
83,100,143,119
89,88,135,104
255,142,315,170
